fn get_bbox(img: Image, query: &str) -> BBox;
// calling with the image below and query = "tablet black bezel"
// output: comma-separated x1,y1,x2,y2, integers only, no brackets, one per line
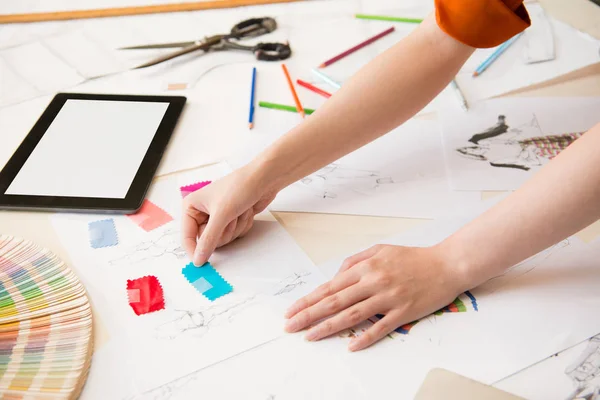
0,93,186,214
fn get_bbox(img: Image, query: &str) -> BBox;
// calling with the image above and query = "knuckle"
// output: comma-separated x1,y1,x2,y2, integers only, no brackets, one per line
321,319,335,335
348,308,363,325
373,273,391,287
325,294,342,312
319,282,334,297
298,310,312,326
375,320,390,335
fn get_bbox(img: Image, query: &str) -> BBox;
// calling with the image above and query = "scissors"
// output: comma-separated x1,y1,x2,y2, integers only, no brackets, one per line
121,17,292,69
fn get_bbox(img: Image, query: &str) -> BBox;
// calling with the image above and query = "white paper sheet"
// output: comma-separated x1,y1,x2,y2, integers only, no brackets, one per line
319,213,600,399
130,334,368,400
441,97,600,191
51,162,325,394
262,118,482,218
455,11,600,104
495,334,600,400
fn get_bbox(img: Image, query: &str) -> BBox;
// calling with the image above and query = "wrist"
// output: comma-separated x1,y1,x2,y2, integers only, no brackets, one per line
433,234,494,293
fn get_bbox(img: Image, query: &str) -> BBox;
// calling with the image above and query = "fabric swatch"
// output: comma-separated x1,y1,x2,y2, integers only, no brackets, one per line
88,219,119,248
182,262,233,301
127,275,165,316
127,200,173,232
180,181,211,198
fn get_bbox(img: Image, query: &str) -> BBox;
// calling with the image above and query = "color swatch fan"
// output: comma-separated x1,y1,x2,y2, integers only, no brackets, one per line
0,235,93,399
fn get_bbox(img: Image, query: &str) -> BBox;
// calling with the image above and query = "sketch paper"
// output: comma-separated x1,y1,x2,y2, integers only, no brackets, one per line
261,119,482,218
455,12,600,103
51,163,325,393
130,334,368,400
441,97,600,191
495,334,600,400
320,212,600,399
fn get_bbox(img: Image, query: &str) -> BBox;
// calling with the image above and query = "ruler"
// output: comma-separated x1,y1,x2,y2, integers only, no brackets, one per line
0,0,303,24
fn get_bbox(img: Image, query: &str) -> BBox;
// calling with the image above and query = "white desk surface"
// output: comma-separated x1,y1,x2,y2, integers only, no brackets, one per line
1,1,600,398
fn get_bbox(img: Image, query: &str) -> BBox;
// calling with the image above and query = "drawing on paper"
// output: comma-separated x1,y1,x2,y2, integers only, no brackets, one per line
108,229,186,266
298,163,396,199
565,334,600,400
273,272,312,296
482,239,570,295
455,115,583,171
340,291,478,339
154,296,256,340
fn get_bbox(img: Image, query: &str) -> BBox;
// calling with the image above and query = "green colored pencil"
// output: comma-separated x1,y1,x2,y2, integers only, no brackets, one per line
355,14,423,23
259,101,315,115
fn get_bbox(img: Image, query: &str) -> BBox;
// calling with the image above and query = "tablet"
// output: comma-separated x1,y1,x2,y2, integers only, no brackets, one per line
0,93,186,213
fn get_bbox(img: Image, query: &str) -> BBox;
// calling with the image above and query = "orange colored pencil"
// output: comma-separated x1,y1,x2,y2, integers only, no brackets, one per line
281,64,305,118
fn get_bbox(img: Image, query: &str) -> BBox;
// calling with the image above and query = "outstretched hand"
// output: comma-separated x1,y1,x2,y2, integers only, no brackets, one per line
182,166,277,266
284,244,468,351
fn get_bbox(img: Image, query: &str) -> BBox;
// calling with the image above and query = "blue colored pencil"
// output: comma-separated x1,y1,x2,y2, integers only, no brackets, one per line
249,67,257,129
473,33,522,77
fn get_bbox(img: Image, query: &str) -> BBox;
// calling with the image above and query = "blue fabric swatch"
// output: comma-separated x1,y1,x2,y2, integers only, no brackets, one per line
88,219,119,249
182,262,233,301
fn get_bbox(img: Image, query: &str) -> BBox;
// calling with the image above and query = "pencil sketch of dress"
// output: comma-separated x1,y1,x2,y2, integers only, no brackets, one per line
299,163,396,199
565,335,600,400
456,115,583,171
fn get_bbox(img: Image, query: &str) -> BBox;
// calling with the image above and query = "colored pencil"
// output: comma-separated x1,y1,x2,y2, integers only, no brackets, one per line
450,79,468,111
248,67,257,129
296,79,332,98
0,0,304,24
473,33,522,77
281,64,305,118
259,101,315,115
355,14,423,23
311,68,342,89
319,26,395,68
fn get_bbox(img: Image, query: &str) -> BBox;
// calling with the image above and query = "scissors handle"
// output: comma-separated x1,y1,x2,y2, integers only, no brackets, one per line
254,42,292,61
230,17,277,39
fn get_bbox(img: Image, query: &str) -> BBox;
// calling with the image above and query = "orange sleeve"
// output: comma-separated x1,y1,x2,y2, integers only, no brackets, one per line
435,0,531,48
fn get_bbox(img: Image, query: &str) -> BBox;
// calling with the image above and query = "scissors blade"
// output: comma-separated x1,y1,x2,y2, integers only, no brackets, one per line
132,42,211,69
119,41,198,50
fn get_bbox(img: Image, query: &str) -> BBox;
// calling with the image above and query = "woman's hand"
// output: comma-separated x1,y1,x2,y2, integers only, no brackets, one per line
182,165,277,266
284,244,469,351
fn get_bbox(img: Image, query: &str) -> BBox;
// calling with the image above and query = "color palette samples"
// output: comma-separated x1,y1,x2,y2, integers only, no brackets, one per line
182,262,233,301
0,235,93,399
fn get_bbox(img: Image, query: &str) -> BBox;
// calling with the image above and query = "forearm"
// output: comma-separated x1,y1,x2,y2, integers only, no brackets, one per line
443,123,600,289
250,14,474,191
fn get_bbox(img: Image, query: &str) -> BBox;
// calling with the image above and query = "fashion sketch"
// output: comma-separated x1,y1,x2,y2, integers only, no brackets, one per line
456,115,583,171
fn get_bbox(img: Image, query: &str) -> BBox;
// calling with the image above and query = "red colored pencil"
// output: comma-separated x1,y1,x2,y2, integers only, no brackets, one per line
296,79,332,98
319,26,395,68
281,64,305,118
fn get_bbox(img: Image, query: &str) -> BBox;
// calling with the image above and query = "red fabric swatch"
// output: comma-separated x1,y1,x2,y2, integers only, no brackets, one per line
127,276,165,316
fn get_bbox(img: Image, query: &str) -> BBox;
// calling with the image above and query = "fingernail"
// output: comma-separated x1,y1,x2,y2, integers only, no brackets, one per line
193,250,206,267
284,319,297,332
283,309,293,319
348,340,360,352
304,329,318,341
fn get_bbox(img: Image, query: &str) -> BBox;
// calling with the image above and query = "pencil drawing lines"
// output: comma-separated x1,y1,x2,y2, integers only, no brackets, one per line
483,239,570,294
456,114,584,172
154,296,256,340
273,272,311,296
565,335,600,400
299,163,396,199
108,229,186,266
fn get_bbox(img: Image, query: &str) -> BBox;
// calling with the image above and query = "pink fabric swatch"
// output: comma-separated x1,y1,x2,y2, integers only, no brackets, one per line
180,181,211,198
127,200,173,232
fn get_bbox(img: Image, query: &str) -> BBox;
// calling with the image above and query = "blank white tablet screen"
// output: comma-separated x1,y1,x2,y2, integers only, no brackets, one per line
6,99,169,199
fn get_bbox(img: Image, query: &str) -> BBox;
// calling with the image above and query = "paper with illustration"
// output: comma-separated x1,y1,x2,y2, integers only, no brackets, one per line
51,163,325,394
267,119,482,218
319,211,600,399
441,97,600,191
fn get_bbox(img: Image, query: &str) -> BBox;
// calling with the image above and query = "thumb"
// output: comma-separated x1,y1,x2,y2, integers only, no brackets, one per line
193,211,229,266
